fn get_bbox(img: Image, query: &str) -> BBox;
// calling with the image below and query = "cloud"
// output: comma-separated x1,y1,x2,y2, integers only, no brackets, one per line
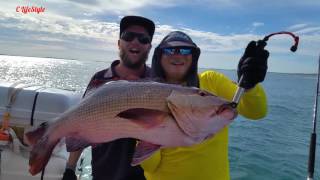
252,22,264,27
247,22,265,33
46,0,177,16
196,0,320,8
294,26,320,35
3,0,320,17
296,26,320,35
67,0,100,6
0,11,119,45
288,24,308,31
1,7,318,59
286,23,320,35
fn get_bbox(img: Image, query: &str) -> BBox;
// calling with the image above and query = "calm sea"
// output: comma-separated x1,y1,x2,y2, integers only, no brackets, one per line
1,55,319,180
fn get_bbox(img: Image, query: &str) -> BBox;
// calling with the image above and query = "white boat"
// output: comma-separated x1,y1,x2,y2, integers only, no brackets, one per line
0,81,81,180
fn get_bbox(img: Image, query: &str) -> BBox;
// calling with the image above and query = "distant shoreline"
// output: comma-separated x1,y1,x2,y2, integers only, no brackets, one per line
0,54,316,75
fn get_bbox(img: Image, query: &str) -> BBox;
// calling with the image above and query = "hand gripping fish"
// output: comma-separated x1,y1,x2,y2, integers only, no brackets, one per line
24,81,237,175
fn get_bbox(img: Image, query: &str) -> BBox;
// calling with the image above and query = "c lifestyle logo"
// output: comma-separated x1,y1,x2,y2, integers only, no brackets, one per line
16,5,45,14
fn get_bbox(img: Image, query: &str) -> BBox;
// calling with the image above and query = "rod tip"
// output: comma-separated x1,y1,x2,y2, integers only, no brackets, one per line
290,45,297,52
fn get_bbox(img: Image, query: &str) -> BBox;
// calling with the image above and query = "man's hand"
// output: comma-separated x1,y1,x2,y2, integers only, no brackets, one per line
237,40,269,89
62,168,77,180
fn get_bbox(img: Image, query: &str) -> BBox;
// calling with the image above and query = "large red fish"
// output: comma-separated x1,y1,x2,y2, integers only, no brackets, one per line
25,81,237,175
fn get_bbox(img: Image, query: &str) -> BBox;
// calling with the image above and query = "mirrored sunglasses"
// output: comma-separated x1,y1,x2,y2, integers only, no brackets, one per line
162,47,192,56
120,31,151,44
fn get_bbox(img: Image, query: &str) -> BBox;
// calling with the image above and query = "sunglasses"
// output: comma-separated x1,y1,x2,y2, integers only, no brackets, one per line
120,31,151,44
162,47,193,56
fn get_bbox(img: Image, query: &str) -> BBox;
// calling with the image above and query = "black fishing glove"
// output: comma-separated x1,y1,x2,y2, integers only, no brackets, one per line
237,40,269,89
61,168,77,180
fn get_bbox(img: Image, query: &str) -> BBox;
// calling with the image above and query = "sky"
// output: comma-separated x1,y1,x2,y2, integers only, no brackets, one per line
0,0,319,73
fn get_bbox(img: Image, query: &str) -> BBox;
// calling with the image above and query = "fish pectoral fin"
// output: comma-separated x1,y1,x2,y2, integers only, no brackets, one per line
66,137,91,152
131,141,160,166
117,108,168,129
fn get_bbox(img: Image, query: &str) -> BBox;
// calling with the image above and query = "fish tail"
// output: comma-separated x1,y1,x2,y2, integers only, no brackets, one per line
24,122,48,146
28,135,59,175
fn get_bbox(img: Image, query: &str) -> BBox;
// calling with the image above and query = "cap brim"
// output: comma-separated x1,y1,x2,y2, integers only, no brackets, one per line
162,41,195,48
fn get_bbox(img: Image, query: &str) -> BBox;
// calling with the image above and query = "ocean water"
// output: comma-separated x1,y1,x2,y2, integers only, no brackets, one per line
1,55,319,180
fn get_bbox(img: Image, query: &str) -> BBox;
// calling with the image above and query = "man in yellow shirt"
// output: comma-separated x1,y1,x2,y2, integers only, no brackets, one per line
142,31,268,180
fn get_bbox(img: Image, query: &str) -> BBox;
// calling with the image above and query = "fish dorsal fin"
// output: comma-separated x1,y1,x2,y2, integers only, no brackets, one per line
117,108,168,129
131,141,160,166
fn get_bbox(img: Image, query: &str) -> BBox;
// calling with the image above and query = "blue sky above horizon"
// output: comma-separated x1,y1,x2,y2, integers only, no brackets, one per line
0,0,319,73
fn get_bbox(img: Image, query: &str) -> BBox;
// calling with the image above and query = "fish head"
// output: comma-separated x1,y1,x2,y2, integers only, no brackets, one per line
167,89,237,141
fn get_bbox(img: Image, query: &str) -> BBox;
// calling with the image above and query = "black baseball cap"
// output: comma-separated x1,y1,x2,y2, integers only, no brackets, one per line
120,16,155,40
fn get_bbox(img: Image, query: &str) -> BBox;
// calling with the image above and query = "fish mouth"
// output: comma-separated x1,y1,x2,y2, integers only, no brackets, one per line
216,103,237,120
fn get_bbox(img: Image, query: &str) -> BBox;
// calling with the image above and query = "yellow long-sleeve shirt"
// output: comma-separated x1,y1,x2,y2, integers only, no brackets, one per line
141,70,268,180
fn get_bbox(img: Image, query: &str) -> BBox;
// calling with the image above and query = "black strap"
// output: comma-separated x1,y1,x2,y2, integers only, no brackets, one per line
31,91,45,180
30,92,40,126
41,166,45,180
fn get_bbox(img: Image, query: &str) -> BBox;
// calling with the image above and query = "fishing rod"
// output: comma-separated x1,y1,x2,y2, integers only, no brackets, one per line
307,54,320,180
231,31,300,108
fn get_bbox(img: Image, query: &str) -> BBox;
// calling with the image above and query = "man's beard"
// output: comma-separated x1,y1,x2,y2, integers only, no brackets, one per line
119,49,149,69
